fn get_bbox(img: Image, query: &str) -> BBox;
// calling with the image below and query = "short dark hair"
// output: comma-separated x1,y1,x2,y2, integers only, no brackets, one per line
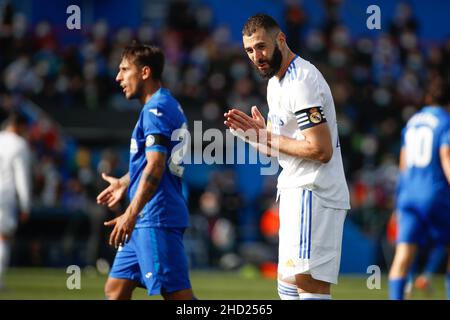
122,41,165,80
242,13,281,37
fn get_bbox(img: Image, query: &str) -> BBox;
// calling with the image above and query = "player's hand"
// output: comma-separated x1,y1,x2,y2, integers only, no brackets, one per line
224,106,268,143
96,173,127,208
104,209,137,248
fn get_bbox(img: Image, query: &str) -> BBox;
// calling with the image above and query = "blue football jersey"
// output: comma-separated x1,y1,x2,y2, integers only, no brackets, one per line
128,88,189,228
397,106,450,212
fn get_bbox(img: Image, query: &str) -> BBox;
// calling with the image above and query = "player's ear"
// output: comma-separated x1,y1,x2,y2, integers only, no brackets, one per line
142,66,151,80
276,32,286,47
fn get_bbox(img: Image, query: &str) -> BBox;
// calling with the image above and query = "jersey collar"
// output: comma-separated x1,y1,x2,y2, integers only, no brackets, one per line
277,55,298,82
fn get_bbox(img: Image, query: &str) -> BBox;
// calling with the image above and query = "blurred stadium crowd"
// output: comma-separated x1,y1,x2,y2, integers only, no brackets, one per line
1,0,449,273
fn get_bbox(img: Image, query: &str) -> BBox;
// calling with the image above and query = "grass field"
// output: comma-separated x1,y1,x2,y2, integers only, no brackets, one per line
0,268,447,300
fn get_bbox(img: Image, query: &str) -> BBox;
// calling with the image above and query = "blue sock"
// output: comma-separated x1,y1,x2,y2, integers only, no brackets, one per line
446,273,450,300
389,278,407,300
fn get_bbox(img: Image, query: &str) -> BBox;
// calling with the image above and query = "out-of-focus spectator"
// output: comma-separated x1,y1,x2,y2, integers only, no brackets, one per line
284,0,307,53
0,0,449,271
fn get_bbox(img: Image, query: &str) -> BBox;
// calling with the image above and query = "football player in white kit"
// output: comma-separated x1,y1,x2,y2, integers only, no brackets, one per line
224,14,350,300
0,112,31,289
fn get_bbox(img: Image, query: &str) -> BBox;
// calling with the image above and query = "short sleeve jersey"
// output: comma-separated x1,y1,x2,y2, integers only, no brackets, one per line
266,56,350,209
128,88,189,228
397,106,450,209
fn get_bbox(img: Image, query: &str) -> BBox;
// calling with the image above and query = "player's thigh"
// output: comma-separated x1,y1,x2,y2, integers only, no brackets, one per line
396,207,426,245
108,236,143,292
278,188,304,264
278,188,346,284
136,227,192,296
279,189,346,258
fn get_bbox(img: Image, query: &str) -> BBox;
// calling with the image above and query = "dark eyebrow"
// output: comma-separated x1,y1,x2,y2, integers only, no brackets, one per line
245,41,265,51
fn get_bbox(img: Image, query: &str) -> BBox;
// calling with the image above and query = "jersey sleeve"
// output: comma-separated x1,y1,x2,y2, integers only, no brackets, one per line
291,72,323,114
291,73,327,130
142,105,172,153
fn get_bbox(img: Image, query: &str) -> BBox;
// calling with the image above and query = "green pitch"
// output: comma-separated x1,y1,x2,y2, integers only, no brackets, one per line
0,268,446,300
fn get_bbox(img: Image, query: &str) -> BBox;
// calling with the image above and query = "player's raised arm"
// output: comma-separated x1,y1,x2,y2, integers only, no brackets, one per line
105,151,165,248
225,106,333,163
272,121,333,163
97,172,130,208
224,106,277,156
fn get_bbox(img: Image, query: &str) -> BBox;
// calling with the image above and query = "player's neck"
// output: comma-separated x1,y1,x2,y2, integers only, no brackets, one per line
140,81,162,105
275,50,296,80
5,126,22,137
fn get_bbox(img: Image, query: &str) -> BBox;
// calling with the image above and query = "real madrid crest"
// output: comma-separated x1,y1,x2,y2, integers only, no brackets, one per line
309,107,322,123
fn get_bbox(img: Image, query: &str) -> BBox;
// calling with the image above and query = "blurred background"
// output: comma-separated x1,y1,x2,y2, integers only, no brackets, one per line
0,0,449,298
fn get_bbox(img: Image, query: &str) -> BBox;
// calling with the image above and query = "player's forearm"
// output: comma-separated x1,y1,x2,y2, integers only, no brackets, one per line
231,128,276,157
127,163,164,218
268,134,332,163
119,172,130,188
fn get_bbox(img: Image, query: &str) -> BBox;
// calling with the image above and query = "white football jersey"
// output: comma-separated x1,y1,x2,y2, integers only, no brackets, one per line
0,131,31,213
267,55,350,209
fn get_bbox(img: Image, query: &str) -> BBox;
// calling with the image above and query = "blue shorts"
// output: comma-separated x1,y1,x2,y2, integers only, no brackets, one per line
397,202,450,246
109,227,192,296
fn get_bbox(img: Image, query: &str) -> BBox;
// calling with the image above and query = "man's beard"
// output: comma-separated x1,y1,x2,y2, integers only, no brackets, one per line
126,81,143,100
255,44,282,79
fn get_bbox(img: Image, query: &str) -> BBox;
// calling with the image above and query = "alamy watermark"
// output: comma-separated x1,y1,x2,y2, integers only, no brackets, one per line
66,5,81,30
366,265,381,290
157,122,280,176
366,5,381,30
66,265,81,290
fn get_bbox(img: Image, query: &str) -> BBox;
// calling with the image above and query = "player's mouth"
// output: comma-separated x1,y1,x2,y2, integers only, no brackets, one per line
257,62,268,69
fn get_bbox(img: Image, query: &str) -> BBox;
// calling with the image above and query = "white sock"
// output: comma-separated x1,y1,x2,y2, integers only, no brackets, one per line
0,240,10,286
299,292,332,300
278,280,300,300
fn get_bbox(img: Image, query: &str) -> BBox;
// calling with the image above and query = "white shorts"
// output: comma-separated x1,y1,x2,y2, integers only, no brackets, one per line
278,188,347,284
0,205,18,236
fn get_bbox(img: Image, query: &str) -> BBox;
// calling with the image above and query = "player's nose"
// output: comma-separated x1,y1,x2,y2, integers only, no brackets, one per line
254,50,263,62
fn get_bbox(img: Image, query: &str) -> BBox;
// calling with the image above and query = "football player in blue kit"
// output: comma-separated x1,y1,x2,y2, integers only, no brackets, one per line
389,78,450,300
96,42,195,300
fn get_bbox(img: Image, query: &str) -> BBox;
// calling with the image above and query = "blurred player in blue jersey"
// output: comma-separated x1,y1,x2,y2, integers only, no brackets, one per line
96,42,195,300
405,243,446,298
389,78,450,300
